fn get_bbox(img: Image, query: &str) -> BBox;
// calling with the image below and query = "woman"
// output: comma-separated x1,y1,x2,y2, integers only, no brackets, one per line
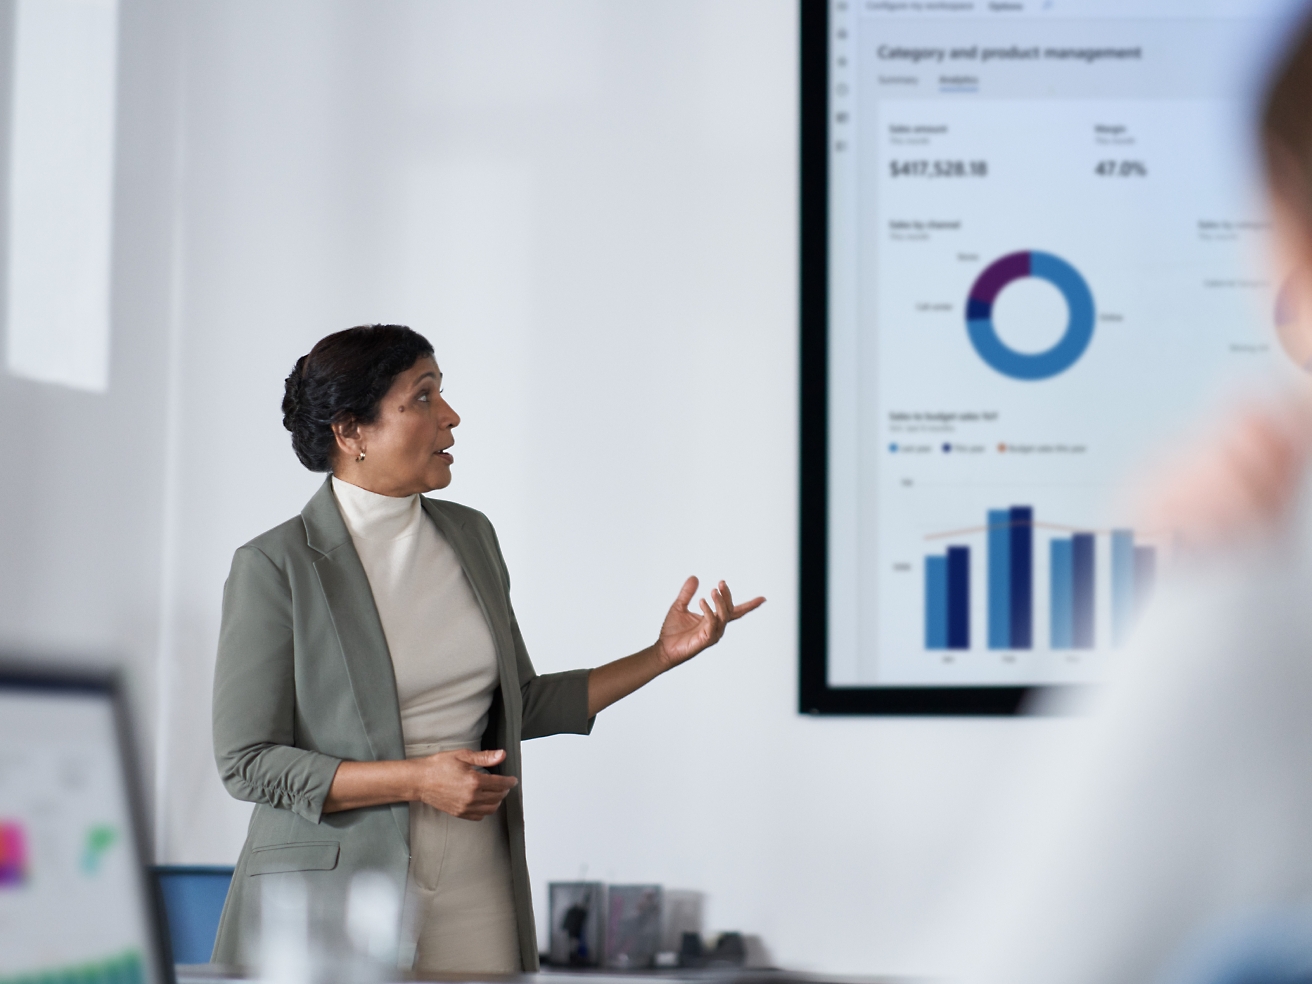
210,325,763,970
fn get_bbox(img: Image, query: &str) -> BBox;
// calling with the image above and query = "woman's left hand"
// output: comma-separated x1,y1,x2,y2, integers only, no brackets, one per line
654,577,766,670
586,577,765,716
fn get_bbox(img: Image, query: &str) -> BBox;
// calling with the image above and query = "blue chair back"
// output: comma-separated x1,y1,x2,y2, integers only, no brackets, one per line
152,865,234,965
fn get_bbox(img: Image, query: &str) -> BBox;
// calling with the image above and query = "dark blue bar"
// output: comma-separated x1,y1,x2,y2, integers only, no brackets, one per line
1072,532,1096,649
1008,506,1032,648
966,297,991,320
947,545,970,650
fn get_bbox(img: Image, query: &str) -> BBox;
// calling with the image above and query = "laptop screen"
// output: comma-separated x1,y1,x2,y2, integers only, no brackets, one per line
0,675,166,983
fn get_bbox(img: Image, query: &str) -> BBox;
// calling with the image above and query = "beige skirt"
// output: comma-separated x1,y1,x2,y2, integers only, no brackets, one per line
404,740,521,973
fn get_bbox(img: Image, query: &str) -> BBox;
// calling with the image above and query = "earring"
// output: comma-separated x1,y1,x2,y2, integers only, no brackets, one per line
356,451,366,462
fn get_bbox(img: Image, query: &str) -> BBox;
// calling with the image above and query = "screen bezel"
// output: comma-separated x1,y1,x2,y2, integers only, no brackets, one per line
796,0,1034,716
0,660,177,982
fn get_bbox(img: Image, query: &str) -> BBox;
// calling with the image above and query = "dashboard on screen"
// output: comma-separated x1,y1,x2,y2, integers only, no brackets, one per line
799,0,1301,714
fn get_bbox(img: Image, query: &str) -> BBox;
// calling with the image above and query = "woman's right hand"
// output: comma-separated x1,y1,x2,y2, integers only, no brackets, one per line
410,748,517,820
1137,399,1312,551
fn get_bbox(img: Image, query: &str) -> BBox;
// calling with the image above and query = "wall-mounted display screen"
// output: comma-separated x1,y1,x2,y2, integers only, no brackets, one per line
799,0,1299,715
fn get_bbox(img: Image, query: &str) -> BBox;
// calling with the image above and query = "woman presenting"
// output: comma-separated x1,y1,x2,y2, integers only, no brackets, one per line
210,325,763,971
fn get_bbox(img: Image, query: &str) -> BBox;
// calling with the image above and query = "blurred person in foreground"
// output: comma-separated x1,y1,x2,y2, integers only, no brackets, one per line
938,13,1312,984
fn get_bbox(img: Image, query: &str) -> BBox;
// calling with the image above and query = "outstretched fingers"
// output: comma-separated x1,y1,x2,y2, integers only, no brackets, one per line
718,580,765,622
716,581,734,618
672,576,700,613
730,595,766,620
700,596,725,642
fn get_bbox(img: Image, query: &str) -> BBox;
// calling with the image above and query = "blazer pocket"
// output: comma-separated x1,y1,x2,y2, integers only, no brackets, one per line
248,840,340,875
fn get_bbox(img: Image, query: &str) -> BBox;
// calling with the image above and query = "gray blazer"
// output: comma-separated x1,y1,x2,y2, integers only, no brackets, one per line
210,476,593,968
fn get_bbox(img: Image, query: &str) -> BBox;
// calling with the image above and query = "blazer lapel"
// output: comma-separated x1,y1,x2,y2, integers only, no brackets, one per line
420,498,523,733
301,477,406,763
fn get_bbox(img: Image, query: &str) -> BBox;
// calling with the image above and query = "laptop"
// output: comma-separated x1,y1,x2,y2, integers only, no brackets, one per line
0,662,175,984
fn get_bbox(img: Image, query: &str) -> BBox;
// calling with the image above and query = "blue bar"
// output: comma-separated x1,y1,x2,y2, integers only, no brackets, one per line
1111,529,1134,646
947,546,971,649
1133,546,1157,622
1009,506,1033,649
926,556,947,650
1072,533,1096,649
1050,538,1073,649
987,509,1011,649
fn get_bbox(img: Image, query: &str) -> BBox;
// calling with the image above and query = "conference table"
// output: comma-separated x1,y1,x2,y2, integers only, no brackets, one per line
173,965,900,984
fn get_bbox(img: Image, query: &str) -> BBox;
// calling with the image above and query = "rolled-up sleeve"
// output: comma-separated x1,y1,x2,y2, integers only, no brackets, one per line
512,609,595,740
212,544,341,823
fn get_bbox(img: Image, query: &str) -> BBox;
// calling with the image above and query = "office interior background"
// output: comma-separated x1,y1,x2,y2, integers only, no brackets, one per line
8,0,1302,976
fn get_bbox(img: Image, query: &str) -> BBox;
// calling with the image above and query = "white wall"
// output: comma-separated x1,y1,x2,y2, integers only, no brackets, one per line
0,0,181,787
0,1,1078,975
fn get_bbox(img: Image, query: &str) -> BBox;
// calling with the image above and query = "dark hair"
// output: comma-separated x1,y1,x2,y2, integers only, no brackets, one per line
1263,10,1312,219
282,324,435,472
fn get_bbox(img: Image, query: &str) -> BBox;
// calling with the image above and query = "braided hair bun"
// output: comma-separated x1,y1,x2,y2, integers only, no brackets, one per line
281,325,435,472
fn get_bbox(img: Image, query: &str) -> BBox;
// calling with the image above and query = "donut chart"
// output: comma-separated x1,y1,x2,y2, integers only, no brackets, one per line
965,251,1096,380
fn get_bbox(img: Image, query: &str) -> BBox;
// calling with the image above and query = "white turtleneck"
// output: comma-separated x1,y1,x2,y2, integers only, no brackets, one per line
331,476,500,749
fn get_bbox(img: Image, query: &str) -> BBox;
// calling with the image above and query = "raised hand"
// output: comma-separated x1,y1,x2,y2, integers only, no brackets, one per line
1137,398,1312,551
584,576,765,716
654,576,766,669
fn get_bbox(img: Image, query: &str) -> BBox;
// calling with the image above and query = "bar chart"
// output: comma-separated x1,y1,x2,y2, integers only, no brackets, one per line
925,546,971,650
1049,533,1096,649
924,506,1159,653
986,507,1033,650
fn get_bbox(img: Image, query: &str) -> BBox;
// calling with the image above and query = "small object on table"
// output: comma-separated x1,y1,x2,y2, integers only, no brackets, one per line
661,889,705,953
709,931,747,967
678,931,706,968
605,884,663,969
548,882,606,967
